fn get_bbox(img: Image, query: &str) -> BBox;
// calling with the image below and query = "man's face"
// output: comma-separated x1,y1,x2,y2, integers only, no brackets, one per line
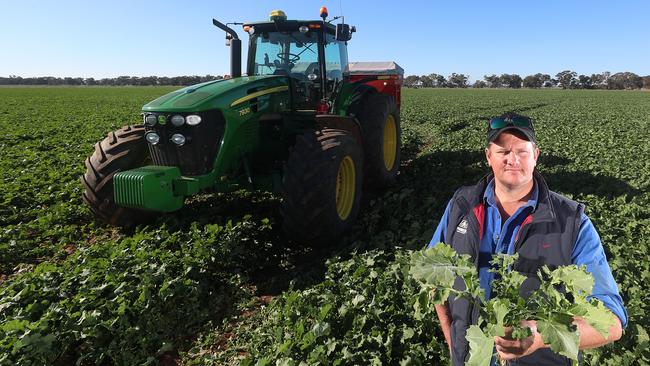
485,131,539,190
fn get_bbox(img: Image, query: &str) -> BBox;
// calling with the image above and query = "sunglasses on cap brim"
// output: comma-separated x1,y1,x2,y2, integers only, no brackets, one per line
489,116,533,129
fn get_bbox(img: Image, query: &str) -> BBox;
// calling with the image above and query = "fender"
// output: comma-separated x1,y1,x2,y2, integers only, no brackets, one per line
334,82,378,118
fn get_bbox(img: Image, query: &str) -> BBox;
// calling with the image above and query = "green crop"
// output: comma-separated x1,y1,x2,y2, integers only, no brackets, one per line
1,88,648,365
410,243,615,365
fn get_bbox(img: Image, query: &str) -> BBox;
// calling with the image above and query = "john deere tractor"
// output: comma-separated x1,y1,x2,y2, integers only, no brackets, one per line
81,8,403,243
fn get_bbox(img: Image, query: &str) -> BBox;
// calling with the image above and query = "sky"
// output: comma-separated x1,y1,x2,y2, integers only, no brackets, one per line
1,0,649,81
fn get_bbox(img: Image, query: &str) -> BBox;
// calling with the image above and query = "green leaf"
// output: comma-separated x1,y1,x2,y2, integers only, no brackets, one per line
549,265,594,296
465,325,494,366
537,317,580,361
312,322,331,338
409,244,476,304
581,299,615,339
485,298,508,337
1,319,30,332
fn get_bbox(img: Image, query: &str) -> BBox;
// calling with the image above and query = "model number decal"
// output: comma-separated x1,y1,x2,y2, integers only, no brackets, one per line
239,107,251,116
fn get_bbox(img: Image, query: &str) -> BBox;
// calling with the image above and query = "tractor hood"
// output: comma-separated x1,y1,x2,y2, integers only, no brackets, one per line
142,75,289,113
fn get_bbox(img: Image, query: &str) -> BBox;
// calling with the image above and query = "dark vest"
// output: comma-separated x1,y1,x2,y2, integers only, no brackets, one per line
445,172,584,366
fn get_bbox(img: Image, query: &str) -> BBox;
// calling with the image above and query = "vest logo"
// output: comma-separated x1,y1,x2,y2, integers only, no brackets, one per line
456,219,468,235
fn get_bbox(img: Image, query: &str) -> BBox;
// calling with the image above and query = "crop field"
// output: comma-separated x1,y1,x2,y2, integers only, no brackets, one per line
0,87,649,365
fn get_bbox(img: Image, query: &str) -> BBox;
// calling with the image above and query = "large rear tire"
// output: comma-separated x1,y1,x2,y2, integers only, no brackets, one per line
81,125,152,227
358,93,401,187
280,128,363,244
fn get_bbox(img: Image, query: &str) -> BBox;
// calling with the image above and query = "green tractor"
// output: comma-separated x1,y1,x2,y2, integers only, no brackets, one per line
81,8,403,243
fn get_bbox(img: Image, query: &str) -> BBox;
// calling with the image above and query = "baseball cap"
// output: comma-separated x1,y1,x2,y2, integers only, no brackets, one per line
487,113,536,144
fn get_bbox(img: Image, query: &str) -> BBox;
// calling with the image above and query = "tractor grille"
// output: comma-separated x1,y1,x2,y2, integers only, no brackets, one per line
145,110,225,176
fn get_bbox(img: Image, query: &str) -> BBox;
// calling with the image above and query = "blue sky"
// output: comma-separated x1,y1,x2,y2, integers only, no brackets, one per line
1,0,648,80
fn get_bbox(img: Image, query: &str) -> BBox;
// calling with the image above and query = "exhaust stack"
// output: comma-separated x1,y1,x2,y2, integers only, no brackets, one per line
212,19,241,78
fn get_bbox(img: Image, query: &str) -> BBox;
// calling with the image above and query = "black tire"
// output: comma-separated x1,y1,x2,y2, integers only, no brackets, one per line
357,93,401,187
280,128,363,244
81,125,153,227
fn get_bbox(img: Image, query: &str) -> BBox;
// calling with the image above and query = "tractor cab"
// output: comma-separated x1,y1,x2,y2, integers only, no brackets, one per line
243,9,352,111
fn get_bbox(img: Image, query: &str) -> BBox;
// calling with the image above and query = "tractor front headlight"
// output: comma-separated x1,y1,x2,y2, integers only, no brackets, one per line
145,114,157,126
171,115,185,126
186,115,202,126
171,133,186,146
145,132,160,145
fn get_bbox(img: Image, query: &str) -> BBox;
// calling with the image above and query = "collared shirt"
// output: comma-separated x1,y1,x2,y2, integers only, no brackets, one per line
428,179,628,329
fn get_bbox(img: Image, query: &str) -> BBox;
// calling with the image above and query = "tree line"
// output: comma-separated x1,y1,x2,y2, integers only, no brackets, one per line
2,71,649,90
0,75,225,86
404,71,650,90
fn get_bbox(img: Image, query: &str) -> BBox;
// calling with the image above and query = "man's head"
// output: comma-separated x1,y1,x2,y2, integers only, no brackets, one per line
485,114,539,191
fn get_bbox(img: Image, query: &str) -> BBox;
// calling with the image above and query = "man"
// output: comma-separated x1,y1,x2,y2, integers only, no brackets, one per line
428,113,626,365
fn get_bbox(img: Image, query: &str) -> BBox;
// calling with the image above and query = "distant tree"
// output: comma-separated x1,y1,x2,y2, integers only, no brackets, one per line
577,75,593,89
544,79,557,88
419,75,433,88
472,80,487,88
484,74,500,88
555,70,577,89
607,72,643,90
643,75,650,89
523,74,543,88
404,75,420,88
539,74,551,85
590,73,605,89
427,73,447,87
500,74,522,88
448,73,469,88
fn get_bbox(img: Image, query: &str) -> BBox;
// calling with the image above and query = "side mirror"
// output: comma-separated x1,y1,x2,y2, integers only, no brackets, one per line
336,23,354,41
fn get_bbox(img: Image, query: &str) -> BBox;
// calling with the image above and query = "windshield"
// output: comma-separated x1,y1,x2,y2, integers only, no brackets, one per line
249,31,320,77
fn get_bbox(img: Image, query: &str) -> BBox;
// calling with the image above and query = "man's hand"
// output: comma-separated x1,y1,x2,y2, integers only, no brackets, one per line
494,320,546,361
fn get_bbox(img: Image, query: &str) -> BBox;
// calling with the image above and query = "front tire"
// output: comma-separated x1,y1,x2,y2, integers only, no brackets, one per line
280,128,363,244
81,125,152,227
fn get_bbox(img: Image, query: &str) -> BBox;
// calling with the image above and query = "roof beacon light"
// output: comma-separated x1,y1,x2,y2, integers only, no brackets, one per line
319,7,328,20
269,10,287,22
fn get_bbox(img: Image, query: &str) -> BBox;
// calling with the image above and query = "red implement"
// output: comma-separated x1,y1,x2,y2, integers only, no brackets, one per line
347,61,404,107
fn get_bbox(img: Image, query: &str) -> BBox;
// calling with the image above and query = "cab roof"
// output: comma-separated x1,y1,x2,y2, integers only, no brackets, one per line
242,20,336,35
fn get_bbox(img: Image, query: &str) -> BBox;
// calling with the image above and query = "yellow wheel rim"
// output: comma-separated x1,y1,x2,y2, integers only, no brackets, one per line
335,156,356,220
383,114,397,171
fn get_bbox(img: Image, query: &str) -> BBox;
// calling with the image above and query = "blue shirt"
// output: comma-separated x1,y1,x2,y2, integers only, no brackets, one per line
428,179,628,329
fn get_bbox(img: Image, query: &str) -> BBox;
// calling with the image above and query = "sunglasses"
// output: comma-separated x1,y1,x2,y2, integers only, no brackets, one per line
489,116,533,130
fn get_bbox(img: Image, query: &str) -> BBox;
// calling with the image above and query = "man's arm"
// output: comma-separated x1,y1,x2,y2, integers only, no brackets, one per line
427,200,452,248
572,214,628,328
575,314,623,349
435,302,453,351
428,200,453,349
495,314,622,360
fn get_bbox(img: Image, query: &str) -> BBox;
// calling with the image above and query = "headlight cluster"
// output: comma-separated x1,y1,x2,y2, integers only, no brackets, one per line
144,132,187,146
143,113,202,146
143,114,201,127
